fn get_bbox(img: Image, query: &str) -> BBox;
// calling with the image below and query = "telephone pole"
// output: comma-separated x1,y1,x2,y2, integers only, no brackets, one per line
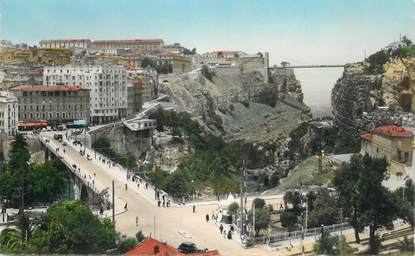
112,180,115,227
240,160,246,237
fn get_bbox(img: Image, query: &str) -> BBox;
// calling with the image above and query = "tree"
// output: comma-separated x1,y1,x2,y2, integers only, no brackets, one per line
280,209,298,232
248,207,271,235
307,188,339,227
283,191,301,211
402,36,413,47
227,202,239,216
30,200,117,254
117,238,136,254
201,65,213,81
252,198,266,209
141,57,155,68
334,154,400,254
314,230,353,255
0,228,28,253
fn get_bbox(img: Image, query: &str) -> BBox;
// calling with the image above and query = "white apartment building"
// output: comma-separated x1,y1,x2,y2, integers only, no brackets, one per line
43,64,127,124
39,39,91,49
0,91,18,136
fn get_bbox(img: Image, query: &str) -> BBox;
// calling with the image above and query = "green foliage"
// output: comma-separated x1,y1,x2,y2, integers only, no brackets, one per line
30,200,117,254
252,198,266,209
201,65,214,81
149,107,243,197
314,231,354,255
393,179,415,227
0,134,68,208
307,188,339,227
227,202,239,215
141,57,155,68
367,50,388,74
283,191,301,211
117,238,137,254
248,207,271,235
0,228,29,253
280,209,298,232
334,154,401,253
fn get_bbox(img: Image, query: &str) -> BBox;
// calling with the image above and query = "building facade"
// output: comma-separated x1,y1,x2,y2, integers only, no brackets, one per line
43,64,127,124
39,39,92,49
360,125,413,167
127,78,143,117
11,85,89,127
0,48,71,65
127,68,158,103
91,39,164,53
0,91,18,136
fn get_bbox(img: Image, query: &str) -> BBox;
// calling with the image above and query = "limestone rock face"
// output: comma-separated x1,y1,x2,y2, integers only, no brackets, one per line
331,57,415,135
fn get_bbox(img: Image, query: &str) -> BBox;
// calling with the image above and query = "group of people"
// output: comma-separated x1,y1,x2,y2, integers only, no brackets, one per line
157,193,171,207
219,224,233,240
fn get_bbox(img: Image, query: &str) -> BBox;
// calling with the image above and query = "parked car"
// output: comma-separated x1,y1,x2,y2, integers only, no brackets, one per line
177,242,205,254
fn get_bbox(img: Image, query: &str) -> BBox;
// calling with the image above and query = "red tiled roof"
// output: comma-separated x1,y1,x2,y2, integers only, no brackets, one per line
373,125,413,138
361,131,373,141
124,238,181,256
188,250,222,256
11,85,89,92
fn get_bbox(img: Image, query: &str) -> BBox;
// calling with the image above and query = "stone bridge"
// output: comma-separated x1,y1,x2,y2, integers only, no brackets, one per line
41,138,109,207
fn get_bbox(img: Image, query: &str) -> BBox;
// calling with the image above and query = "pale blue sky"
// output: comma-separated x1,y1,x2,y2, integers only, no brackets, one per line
1,0,414,65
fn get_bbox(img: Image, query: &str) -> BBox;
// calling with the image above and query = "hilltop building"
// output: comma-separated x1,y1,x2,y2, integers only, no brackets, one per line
39,39,92,49
0,48,71,66
43,64,127,124
360,125,413,172
11,85,90,128
91,39,164,53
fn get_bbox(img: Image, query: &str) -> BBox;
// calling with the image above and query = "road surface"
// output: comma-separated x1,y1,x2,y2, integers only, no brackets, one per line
42,132,276,256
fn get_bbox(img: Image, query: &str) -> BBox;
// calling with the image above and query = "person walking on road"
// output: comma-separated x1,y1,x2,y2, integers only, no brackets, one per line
193,205,196,213
135,216,139,226
205,214,209,222
219,224,224,234
124,203,128,211
158,200,161,207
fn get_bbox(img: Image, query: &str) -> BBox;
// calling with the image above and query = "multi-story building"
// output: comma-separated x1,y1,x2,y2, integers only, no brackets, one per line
39,39,91,49
157,52,192,74
91,39,164,53
127,68,158,103
11,85,89,127
0,66,43,90
162,43,189,55
43,64,127,124
202,50,246,65
360,125,413,167
0,48,71,66
0,91,18,136
127,78,143,117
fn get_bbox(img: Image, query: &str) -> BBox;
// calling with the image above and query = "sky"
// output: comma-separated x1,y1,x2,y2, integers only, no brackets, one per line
1,0,414,66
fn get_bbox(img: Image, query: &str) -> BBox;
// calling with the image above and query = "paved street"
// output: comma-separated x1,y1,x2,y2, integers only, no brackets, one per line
42,132,275,256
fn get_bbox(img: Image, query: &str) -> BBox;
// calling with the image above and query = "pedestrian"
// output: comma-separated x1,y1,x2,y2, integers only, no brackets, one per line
162,200,165,207
223,229,227,239
158,200,161,207
124,203,128,210
137,182,140,188
63,149,66,154
280,203,283,209
206,214,209,222
219,224,223,234
125,183,128,190
145,183,148,189
193,205,196,213
135,216,139,226
100,207,104,215
167,200,171,207
227,230,232,239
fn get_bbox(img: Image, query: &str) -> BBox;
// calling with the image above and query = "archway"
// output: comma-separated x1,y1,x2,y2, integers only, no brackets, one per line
80,185,89,204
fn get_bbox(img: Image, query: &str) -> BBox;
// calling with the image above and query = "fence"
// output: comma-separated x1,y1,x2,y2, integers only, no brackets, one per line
249,222,352,246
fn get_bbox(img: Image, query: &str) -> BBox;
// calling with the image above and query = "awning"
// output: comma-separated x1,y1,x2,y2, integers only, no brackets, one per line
18,122,48,127
73,120,87,126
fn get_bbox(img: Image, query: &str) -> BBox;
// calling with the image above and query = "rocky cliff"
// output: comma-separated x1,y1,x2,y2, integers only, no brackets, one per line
162,66,311,170
332,56,415,135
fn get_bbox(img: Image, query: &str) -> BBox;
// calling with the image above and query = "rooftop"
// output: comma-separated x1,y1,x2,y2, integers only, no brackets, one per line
11,85,89,92
361,125,413,141
124,238,181,256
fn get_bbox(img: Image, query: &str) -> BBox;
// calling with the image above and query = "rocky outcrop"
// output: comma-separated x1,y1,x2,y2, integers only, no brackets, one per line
162,66,311,169
331,64,382,135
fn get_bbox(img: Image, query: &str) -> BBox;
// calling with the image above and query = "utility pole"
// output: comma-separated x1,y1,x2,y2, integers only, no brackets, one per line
112,180,115,227
240,160,245,237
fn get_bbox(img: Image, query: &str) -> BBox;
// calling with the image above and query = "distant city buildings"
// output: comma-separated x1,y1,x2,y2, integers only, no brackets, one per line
0,48,71,66
91,39,164,53
202,50,264,69
127,78,143,117
43,64,127,124
127,68,158,103
39,39,92,49
0,91,18,136
11,85,89,128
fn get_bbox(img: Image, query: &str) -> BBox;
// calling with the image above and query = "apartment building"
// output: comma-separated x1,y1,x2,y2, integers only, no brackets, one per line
43,64,127,124
0,91,18,136
39,39,92,49
92,39,164,53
